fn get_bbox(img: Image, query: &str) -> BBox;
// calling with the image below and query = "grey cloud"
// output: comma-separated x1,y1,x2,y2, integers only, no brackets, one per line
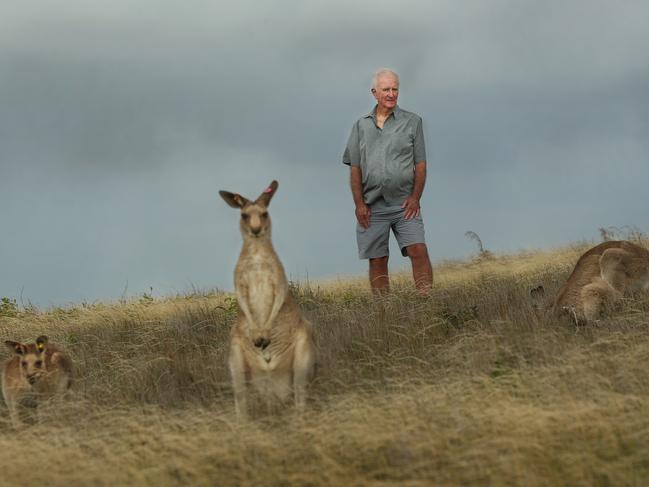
1,1,648,306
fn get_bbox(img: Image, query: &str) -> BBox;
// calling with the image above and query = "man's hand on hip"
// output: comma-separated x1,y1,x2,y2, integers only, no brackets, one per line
401,196,421,219
355,203,371,229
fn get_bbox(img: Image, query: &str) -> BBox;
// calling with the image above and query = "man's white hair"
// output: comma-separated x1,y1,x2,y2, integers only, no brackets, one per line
372,69,400,89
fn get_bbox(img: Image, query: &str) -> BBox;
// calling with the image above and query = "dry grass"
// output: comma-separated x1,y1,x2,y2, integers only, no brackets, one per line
2,241,649,486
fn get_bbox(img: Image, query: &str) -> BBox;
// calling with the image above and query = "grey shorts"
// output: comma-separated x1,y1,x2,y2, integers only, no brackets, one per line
356,205,426,259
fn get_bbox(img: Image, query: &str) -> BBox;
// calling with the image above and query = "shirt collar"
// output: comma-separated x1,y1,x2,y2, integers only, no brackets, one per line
364,105,401,120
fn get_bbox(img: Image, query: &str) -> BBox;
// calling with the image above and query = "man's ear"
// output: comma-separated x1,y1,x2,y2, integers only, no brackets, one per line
219,191,249,209
255,181,278,207
35,335,48,352
5,341,26,355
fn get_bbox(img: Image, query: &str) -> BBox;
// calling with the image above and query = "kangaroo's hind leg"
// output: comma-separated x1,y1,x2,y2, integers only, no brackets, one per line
292,327,316,412
229,340,249,421
5,396,24,429
581,278,621,322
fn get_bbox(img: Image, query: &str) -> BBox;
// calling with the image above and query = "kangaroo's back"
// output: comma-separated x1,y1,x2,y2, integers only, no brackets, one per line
554,241,628,309
599,241,649,292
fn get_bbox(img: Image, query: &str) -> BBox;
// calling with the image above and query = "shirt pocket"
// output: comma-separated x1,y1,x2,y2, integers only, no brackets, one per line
390,134,414,157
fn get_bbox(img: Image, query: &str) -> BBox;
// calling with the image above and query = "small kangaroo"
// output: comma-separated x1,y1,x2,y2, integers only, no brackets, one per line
219,180,316,419
2,335,73,427
532,240,649,323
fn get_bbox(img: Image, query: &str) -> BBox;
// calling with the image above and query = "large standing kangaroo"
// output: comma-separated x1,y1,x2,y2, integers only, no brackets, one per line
219,181,316,419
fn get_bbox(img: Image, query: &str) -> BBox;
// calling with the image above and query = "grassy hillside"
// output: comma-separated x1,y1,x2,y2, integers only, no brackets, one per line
1,242,649,486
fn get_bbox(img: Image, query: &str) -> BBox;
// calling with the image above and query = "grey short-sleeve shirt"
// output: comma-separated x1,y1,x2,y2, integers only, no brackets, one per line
343,105,426,207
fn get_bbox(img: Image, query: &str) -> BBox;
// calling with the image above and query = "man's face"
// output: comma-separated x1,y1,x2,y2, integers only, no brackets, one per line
372,74,399,111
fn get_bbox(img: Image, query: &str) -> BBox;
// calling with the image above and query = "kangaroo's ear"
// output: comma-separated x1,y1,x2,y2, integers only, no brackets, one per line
219,191,249,209
255,180,278,207
530,285,545,300
35,335,48,352
5,341,26,355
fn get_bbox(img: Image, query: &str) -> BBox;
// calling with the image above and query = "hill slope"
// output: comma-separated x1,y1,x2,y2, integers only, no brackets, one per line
1,242,648,486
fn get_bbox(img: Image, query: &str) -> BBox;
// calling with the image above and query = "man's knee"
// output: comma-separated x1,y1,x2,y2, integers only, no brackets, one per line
370,255,388,274
369,256,389,268
405,243,428,259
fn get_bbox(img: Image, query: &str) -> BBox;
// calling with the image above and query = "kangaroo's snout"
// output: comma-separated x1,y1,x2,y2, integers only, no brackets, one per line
27,374,38,385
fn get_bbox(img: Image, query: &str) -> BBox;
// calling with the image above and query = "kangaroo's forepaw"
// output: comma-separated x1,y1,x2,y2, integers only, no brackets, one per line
253,337,271,349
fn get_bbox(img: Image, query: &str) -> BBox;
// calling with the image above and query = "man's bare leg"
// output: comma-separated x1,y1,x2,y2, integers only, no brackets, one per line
369,256,390,294
406,243,433,295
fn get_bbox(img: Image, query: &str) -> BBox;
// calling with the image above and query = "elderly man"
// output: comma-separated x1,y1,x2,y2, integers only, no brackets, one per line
342,69,433,294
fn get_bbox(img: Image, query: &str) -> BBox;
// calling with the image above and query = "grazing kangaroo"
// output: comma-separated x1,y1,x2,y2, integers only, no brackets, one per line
2,336,73,427
219,181,316,419
532,241,649,324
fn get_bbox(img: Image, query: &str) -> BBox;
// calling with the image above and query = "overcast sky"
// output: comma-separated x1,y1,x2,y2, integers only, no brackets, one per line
1,0,648,307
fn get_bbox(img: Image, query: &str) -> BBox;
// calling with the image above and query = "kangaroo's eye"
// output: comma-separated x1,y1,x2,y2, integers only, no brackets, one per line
241,213,250,221
261,212,268,218
35,360,43,368
21,361,27,367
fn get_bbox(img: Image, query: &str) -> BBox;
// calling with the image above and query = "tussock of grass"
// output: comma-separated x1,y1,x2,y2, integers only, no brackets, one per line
1,242,649,486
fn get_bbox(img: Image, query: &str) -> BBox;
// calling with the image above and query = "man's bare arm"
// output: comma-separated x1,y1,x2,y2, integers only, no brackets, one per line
402,161,426,219
350,166,370,228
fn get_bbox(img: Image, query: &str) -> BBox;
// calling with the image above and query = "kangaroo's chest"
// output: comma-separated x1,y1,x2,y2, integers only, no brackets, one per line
18,390,39,408
236,256,282,324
